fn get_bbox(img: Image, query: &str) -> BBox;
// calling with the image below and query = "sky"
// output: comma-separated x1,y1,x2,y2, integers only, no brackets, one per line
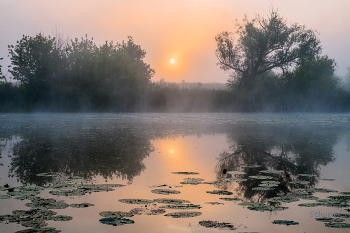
1,0,349,83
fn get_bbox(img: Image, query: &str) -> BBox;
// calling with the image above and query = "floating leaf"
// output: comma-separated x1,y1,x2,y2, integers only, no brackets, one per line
298,203,323,207
249,176,273,180
0,194,11,199
160,204,201,209
290,181,310,185
69,203,94,208
99,217,135,226
151,189,180,195
118,199,154,204
199,220,237,230
99,211,133,218
325,222,350,228
240,164,261,168
259,170,283,174
130,207,166,215
272,220,299,225
206,190,233,195
53,215,73,221
320,179,336,181
204,202,224,205
224,178,247,182
164,211,202,218
268,196,299,203
299,174,317,177
226,171,246,175
15,227,62,233
154,198,190,204
316,218,344,222
252,187,274,191
219,197,242,202
172,172,200,175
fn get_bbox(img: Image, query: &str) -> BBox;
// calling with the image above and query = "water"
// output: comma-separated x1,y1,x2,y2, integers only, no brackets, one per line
0,113,349,232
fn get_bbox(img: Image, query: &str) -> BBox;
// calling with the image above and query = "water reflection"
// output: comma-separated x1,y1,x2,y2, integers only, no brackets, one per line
8,125,153,185
215,124,341,202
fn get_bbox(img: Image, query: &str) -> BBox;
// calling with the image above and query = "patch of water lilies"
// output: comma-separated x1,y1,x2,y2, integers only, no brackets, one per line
130,207,166,215
69,203,95,208
199,220,237,230
333,213,350,218
249,175,273,180
49,189,86,197
324,222,350,228
339,192,350,195
224,178,248,182
0,208,72,231
226,171,247,175
171,172,200,175
259,170,283,174
160,204,202,209
164,211,202,218
151,189,181,195
320,178,336,181
118,199,154,204
99,217,135,226
99,211,133,218
25,197,68,209
272,220,299,225
206,190,233,195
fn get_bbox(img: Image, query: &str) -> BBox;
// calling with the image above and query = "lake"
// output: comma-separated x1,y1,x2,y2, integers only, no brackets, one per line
0,113,350,233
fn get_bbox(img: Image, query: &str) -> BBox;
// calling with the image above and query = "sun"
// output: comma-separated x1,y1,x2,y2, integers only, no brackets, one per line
169,58,175,64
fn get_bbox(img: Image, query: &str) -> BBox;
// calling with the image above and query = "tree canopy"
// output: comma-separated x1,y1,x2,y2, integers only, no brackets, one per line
215,10,321,90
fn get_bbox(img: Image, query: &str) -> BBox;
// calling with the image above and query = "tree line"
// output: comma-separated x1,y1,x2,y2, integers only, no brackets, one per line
1,10,350,112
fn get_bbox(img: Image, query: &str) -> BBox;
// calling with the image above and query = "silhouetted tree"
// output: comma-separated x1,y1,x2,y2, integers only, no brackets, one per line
215,10,320,91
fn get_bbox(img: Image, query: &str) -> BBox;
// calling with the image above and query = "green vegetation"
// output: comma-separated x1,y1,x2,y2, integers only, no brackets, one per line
1,10,350,112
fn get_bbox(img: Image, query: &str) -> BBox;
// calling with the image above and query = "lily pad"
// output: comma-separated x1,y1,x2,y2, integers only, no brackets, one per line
130,207,166,215
164,211,202,218
119,199,155,204
15,227,62,233
290,181,310,185
0,194,11,199
204,202,224,205
298,203,323,207
49,189,85,196
99,217,135,226
172,172,200,175
316,218,345,222
151,189,180,195
252,187,274,191
69,203,95,208
99,211,133,218
272,220,299,225
249,176,273,180
339,192,350,195
25,198,68,209
226,171,247,175
224,178,247,182
53,215,73,221
259,170,283,174
206,190,233,195
153,198,190,204
299,174,317,177
268,196,299,203
219,197,242,202
333,213,350,218
199,220,237,230
160,204,202,209
309,188,338,193
248,205,288,212
320,179,336,181
325,222,350,228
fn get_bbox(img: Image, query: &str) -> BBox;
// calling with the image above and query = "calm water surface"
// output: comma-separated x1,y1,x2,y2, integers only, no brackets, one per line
0,113,350,233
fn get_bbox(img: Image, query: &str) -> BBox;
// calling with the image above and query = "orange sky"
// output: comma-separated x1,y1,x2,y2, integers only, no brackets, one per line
1,0,350,83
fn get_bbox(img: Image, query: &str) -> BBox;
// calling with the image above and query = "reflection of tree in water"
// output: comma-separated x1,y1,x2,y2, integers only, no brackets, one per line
9,125,153,185
215,124,342,202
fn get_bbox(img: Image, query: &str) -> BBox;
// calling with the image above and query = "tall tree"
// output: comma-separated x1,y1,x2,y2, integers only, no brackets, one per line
215,10,321,90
